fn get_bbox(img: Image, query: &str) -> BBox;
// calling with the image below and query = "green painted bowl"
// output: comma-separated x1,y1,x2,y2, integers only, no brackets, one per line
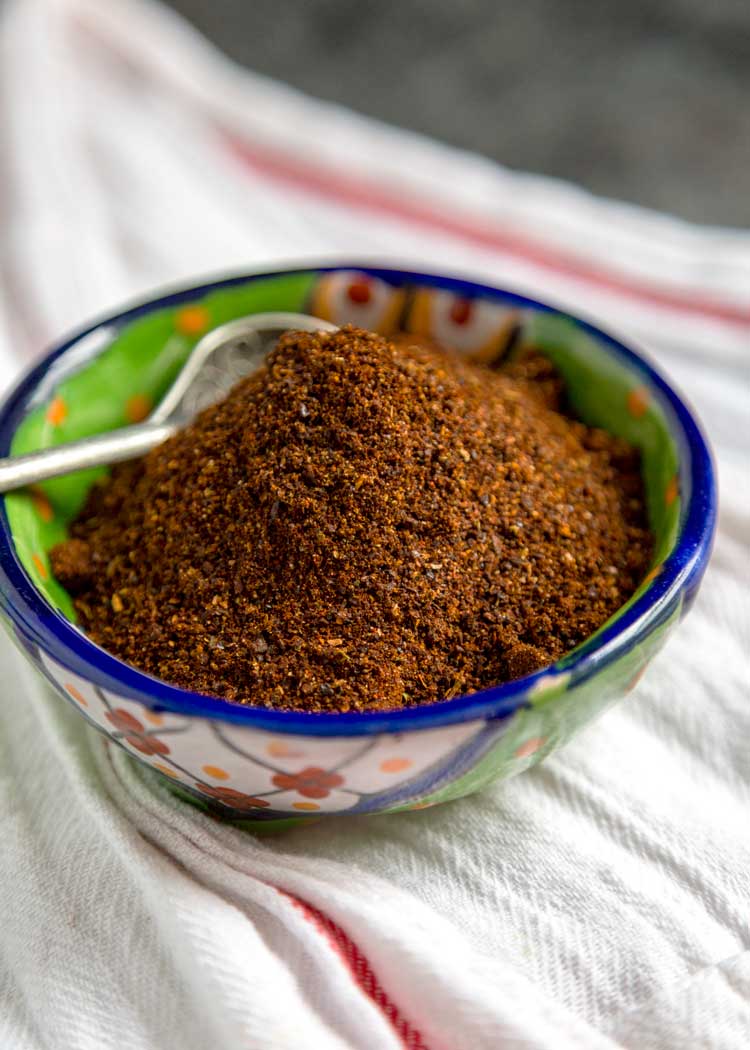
0,266,716,827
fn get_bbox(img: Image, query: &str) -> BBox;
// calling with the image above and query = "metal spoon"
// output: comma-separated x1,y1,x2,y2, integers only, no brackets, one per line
0,312,338,494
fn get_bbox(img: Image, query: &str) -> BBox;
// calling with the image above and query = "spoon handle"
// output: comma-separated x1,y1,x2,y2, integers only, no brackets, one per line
0,422,177,494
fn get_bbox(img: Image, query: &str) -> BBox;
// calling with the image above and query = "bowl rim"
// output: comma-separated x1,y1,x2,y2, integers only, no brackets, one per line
0,264,717,736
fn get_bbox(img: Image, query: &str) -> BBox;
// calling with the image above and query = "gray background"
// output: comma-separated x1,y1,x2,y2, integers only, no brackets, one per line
165,0,750,227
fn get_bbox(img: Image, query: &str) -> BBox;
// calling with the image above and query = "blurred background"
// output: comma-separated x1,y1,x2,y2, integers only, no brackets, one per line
165,0,750,227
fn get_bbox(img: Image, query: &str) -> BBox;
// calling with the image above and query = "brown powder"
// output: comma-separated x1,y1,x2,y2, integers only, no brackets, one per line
50,326,652,712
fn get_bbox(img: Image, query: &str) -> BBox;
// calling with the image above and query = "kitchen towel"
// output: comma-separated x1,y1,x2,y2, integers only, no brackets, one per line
0,1,749,1047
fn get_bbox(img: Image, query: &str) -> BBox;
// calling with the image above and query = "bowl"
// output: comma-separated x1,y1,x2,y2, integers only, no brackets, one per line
0,265,716,827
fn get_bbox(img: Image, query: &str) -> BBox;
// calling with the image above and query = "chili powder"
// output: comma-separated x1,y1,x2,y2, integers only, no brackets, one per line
50,326,652,712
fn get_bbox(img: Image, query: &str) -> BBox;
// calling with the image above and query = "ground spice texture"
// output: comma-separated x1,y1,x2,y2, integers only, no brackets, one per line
51,327,652,712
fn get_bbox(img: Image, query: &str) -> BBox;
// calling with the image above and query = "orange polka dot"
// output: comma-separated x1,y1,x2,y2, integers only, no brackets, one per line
30,489,54,523
153,763,179,778
292,801,320,811
627,387,649,419
267,740,305,758
45,396,68,426
125,393,152,423
64,683,88,707
514,736,546,760
644,564,663,585
143,711,164,726
626,664,649,693
380,757,413,774
175,305,210,337
665,475,679,508
32,553,48,580
201,764,230,780
410,800,435,810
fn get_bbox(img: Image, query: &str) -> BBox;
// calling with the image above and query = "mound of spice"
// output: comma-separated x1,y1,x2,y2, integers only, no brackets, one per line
50,326,652,712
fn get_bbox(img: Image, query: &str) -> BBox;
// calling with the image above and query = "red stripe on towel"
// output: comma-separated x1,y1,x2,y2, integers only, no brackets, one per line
283,891,429,1050
225,134,750,329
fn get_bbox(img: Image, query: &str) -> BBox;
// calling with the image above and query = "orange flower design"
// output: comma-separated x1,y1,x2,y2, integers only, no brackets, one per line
106,708,170,756
197,784,271,811
272,766,344,799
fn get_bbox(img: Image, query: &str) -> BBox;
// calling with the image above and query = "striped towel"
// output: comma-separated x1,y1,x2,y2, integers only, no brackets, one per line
0,1,748,1048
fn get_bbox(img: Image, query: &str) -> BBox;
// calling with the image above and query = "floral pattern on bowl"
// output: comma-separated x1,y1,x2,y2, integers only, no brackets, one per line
0,266,716,826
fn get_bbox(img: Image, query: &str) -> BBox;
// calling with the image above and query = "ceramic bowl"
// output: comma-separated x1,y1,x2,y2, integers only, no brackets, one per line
0,266,716,827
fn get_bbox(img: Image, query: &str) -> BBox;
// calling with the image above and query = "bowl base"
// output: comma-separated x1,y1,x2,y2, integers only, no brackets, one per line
166,781,318,833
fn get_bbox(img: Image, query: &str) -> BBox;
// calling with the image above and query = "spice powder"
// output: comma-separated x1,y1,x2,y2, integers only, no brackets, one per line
50,326,652,713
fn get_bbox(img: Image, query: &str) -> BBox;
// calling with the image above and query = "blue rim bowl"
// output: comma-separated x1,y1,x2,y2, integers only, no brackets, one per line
0,266,716,744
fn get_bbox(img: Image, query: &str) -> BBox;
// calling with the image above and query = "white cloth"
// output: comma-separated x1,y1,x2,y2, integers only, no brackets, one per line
0,1,748,1047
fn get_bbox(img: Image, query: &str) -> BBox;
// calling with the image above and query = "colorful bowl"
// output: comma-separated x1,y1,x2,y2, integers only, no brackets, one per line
0,266,716,827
